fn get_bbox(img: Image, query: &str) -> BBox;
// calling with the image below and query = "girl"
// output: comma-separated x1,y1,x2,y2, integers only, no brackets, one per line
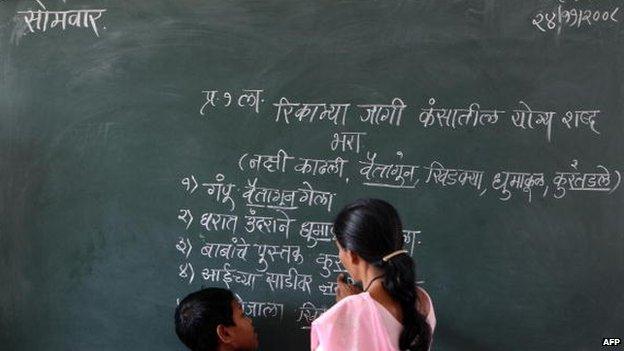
311,199,435,351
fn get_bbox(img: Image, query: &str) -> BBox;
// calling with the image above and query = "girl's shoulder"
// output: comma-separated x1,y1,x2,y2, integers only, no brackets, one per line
416,287,433,316
312,293,368,326
416,286,436,332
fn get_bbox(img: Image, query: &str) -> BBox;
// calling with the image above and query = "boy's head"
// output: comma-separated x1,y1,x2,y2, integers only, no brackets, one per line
175,288,258,351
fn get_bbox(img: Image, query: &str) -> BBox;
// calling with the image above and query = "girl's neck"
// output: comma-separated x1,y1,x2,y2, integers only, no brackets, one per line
360,266,385,293
362,269,403,323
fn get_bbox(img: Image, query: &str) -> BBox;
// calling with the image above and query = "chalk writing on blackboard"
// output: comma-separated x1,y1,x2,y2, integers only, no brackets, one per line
254,244,304,272
201,263,263,290
241,300,284,319
244,209,296,239
418,98,502,129
552,164,621,199
297,302,327,329
177,209,193,229
273,98,351,126
318,281,338,296
265,268,313,294
315,253,346,278
182,86,621,330
420,98,600,141
200,211,239,234
512,101,556,142
331,132,366,154
359,152,420,189
357,98,407,127
299,221,334,248
243,178,336,212
355,154,620,202
200,237,250,261
202,174,237,211
532,1,620,33
238,150,349,180
200,89,263,115
201,92,603,142
174,187,427,325
176,237,193,259
491,171,547,202
562,110,600,134
178,262,195,285
424,161,486,196
16,0,106,37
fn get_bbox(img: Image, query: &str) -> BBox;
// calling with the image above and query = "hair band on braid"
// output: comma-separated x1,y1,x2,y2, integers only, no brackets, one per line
382,249,408,262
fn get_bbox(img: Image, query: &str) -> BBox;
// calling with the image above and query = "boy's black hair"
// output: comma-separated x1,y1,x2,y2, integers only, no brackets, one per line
175,287,236,351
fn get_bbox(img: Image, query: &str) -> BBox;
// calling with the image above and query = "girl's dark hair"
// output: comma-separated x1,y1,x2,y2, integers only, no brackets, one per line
333,198,431,351
174,287,235,351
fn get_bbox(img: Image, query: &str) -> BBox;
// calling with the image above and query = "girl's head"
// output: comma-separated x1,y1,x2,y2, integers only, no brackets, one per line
333,198,431,351
333,198,404,276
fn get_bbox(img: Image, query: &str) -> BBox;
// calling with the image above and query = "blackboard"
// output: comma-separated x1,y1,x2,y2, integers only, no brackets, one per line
1,0,623,350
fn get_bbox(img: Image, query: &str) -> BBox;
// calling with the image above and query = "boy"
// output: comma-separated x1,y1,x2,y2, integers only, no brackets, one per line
175,287,259,351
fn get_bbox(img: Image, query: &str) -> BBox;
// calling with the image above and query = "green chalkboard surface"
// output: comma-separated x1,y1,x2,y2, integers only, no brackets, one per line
1,0,623,350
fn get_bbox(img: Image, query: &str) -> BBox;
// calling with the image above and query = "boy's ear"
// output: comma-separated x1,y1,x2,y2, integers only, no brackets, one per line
216,324,233,344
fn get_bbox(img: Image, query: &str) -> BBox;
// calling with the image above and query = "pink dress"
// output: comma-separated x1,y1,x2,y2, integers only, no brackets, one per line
311,289,436,351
